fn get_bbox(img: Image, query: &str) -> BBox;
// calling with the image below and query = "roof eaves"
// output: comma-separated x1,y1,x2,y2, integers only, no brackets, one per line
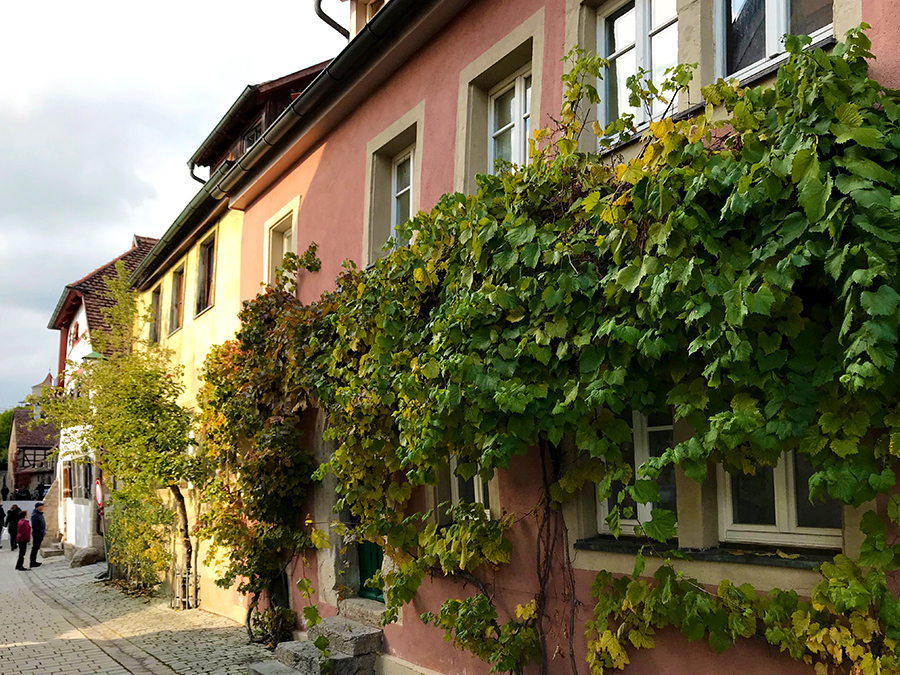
128,159,235,290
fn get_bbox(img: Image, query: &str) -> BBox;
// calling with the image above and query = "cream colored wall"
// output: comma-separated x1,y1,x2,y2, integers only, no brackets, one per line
139,209,245,620
141,208,244,412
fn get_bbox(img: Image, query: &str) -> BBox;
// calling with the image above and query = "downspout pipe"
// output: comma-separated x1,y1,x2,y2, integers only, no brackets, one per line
188,162,206,185
213,0,429,200
315,0,350,40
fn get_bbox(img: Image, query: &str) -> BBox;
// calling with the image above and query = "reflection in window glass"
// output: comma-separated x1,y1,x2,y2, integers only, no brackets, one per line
648,426,677,513
652,0,677,26
650,23,678,117
794,453,842,529
732,464,776,525
726,0,766,75
791,0,832,38
609,47,638,122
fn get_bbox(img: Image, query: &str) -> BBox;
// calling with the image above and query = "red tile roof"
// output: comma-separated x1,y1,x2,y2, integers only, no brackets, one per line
11,408,58,449
49,235,158,333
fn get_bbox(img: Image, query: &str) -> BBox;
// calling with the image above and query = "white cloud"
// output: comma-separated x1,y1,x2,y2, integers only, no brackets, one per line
0,0,348,407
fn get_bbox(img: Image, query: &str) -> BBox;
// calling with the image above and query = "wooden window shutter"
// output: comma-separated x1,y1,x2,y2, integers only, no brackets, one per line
63,462,72,498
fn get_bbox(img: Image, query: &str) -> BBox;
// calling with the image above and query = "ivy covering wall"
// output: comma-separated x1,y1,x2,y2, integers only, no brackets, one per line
200,27,900,675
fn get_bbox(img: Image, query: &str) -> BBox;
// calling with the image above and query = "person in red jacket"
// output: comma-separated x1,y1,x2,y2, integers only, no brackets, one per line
15,513,31,571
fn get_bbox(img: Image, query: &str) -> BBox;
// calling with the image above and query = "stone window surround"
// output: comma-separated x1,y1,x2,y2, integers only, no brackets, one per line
563,418,871,595
263,196,301,286
362,102,425,267
453,8,545,195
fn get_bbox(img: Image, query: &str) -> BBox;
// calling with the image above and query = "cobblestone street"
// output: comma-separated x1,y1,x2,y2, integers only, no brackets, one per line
0,545,274,675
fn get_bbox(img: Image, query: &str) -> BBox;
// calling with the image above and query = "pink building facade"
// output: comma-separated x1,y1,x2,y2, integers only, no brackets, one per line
181,0,890,672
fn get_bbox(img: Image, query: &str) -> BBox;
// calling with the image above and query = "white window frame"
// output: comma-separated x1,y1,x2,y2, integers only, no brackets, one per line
596,0,678,130
717,452,842,549
488,65,532,171
390,146,414,243
449,455,491,518
715,0,833,82
267,213,294,286
598,411,675,536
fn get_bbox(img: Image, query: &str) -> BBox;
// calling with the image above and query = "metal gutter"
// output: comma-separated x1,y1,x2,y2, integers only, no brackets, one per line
128,159,235,290
210,0,438,201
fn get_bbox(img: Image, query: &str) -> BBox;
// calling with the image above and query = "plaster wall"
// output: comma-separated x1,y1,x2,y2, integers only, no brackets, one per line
140,209,244,619
143,208,244,411
65,303,92,369
227,0,869,671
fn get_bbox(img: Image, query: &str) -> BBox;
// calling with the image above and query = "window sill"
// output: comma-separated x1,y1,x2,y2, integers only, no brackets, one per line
574,535,837,571
194,303,215,320
167,326,182,338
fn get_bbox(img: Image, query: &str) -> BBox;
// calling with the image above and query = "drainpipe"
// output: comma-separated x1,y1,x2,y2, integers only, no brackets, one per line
188,162,207,185
314,0,350,40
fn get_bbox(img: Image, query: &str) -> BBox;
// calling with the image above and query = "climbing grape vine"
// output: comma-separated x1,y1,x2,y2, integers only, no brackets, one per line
200,26,900,675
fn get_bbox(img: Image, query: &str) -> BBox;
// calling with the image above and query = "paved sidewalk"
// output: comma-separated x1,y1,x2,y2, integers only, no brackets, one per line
0,544,274,675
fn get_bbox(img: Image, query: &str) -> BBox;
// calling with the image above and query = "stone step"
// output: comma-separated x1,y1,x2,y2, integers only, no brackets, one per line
246,661,299,675
307,617,383,657
274,640,375,675
40,546,64,558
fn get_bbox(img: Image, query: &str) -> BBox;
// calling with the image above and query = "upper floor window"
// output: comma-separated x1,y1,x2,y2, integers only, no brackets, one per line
196,236,216,315
449,456,492,516
722,0,832,77
242,118,263,154
391,147,414,244
489,67,532,170
268,214,294,286
599,410,677,536
718,452,842,548
149,287,161,343
169,266,184,334
598,0,678,127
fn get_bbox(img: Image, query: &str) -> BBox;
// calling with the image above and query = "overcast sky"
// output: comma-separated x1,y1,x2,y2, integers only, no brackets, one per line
0,0,348,409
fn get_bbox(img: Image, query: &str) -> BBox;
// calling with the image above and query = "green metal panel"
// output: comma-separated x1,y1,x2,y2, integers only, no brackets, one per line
358,541,384,602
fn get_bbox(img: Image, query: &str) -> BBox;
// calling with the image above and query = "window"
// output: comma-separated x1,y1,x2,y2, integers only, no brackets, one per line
242,118,263,154
62,462,71,499
149,287,161,343
721,0,832,77
196,236,215,314
268,215,294,286
488,68,532,170
718,452,842,548
169,266,184,334
364,104,423,265
598,0,678,127
391,147,414,243
69,321,80,348
449,456,492,516
599,410,677,535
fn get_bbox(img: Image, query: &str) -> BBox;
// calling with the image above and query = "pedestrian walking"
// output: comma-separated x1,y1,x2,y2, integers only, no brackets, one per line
15,511,31,571
0,504,5,546
30,502,45,568
1,483,8,501
5,505,20,551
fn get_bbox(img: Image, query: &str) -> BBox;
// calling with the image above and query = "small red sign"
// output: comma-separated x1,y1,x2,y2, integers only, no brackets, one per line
94,479,103,508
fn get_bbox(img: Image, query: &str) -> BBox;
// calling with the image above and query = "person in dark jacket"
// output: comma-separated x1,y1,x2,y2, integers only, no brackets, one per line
0,504,5,545
15,512,31,571
29,503,45,568
5,505,20,551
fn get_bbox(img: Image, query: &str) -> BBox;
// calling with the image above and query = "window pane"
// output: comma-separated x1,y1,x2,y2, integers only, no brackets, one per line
648,428,677,514
481,478,491,509
650,22,678,117
457,475,476,505
395,156,411,192
732,464,776,525
794,453,842,529
791,0,832,39
609,48,638,122
524,76,532,115
652,0,677,27
608,439,636,515
394,189,411,228
493,87,515,132
607,5,636,53
283,229,292,256
493,127,513,164
726,0,766,74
